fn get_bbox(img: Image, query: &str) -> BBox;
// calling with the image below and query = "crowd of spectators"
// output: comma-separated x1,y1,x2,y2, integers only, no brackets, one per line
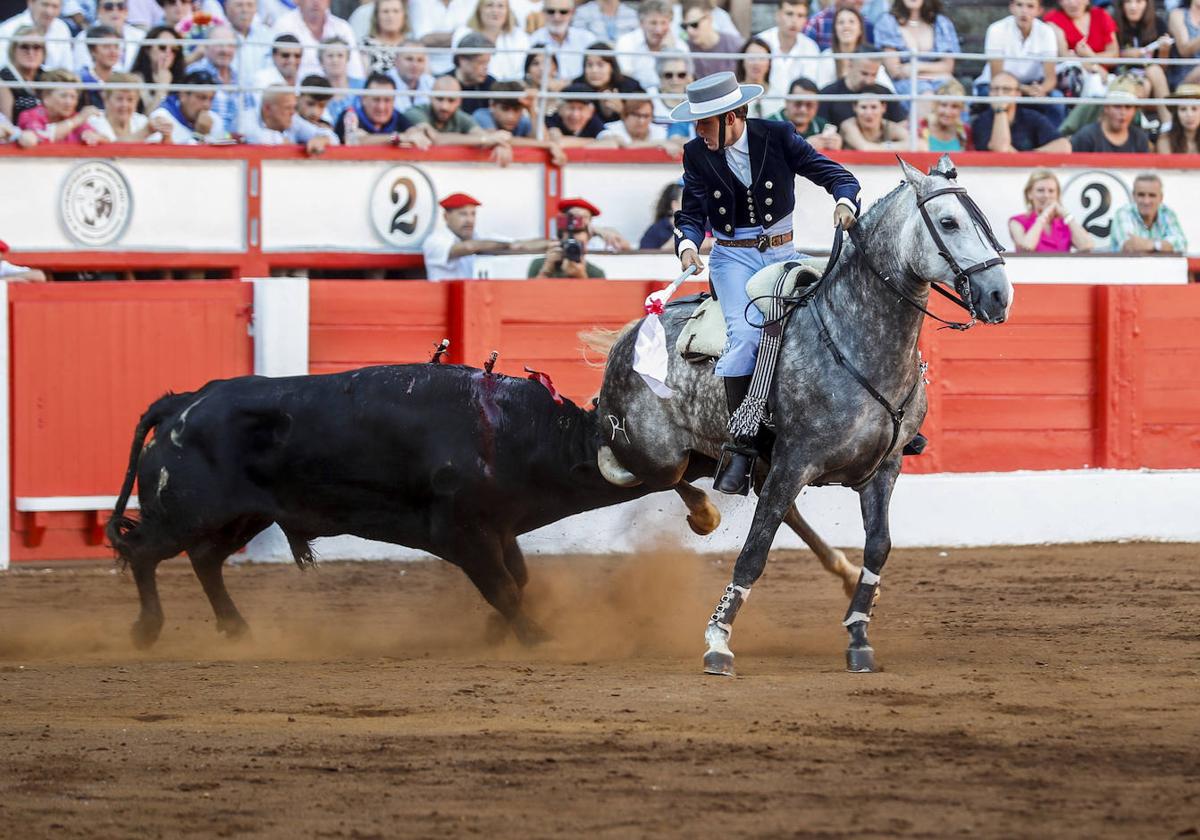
1,0,1200,154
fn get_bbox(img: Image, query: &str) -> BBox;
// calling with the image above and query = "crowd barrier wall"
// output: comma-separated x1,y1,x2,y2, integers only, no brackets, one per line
4,147,1200,278
7,277,1199,566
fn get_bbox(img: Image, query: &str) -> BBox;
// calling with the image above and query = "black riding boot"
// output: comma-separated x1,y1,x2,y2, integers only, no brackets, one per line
715,375,756,496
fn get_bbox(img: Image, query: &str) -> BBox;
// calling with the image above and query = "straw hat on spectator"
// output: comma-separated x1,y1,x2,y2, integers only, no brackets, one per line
1171,84,1200,99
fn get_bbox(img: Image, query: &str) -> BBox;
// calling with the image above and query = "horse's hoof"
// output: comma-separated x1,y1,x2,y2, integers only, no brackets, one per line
130,617,162,650
686,512,719,536
703,650,736,677
846,645,877,673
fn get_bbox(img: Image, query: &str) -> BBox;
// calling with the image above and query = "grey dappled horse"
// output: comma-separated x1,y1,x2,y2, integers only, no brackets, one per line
597,156,1013,675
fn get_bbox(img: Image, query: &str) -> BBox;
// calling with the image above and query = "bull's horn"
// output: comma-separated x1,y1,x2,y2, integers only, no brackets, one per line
598,446,641,487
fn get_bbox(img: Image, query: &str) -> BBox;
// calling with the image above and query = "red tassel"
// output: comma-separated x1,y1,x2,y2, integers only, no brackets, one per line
524,366,564,404
645,298,665,316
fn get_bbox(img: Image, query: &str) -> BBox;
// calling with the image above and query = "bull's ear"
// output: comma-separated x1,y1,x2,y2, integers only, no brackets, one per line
897,156,925,191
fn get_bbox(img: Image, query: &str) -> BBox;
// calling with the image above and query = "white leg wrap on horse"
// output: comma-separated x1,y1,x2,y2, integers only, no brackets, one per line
704,621,733,654
843,610,872,626
860,568,881,586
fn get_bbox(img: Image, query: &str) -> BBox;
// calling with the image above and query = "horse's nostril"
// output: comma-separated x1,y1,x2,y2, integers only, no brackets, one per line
989,289,1004,304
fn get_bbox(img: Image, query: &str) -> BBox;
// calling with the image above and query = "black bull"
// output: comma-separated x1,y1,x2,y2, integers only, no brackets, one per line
107,363,854,649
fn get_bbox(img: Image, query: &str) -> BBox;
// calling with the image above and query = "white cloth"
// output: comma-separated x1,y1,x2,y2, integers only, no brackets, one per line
86,111,163,142
598,118,666,141
422,224,477,280
451,25,529,81
149,103,227,144
508,0,542,29
756,26,820,105
0,259,35,278
528,25,594,80
72,23,145,74
978,16,1058,85
273,9,365,80
256,0,295,28
238,107,337,143
614,26,688,91
0,12,74,71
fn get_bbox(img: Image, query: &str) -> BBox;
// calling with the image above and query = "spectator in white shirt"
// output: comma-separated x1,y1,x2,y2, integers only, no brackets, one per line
88,71,173,140
529,0,595,80
616,0,688,90
73,0,145,73
409,0,476,75
0,0,74,71
452,0,529,81
574,0,640,42
253,32,302,88
274,0,365,79
239,84,337,151
224,0,274,84
597,95,683,153
395,38,435,109
755,0,820,104
149,67,229,143
975,0,1059,96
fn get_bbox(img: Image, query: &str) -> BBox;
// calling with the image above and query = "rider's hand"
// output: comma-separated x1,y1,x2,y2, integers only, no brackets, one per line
680,248,705,275
833,202,857,230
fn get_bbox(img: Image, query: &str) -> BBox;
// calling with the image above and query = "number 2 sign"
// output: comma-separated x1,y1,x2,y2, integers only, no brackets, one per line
1062,171,1131,249
369,165,437,250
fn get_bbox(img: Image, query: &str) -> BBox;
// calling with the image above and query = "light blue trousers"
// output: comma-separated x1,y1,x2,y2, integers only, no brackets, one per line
709,224,805,378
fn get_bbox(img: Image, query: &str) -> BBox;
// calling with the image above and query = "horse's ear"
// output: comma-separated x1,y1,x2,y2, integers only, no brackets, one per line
932,153,957,179
897,156,925,190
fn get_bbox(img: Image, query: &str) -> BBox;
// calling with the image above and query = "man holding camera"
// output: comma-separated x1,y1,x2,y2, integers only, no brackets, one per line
527,197,615,278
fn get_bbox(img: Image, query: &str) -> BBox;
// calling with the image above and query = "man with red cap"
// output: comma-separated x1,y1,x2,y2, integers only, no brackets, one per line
528,196,630,279
0,240,46,282
422,193,550,281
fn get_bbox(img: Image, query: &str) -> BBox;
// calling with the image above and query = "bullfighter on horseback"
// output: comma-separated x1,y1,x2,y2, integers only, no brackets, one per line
670,71,862,495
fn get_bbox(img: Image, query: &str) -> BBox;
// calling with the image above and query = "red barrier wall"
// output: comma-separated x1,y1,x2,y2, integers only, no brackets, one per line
10,282,254,560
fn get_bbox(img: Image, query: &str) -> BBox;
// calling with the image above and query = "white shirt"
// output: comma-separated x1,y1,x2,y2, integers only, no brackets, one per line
0,12,74,71
756,26,820,105
615,27,689,91
149,103,227,144
256,0,295,29
72,23,145,74
86,110,163,142
528,25,595,80
238,107,337,144
812,49,894,91
348,2,373,41
233,21,277,85
979,16,1057,85
273,9,365,79
573,0,640,42
409,0,476,43
724,125,751,187
451,25,529,82
396,73,435,110
422,224,477,281
598,118,667,142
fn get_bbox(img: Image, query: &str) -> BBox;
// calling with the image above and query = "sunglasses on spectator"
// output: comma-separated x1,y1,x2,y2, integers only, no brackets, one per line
16,42,45,51
100,1,127,9
278,50,302,59
162,0,190,6
545,7,572,14
153,43,180,51
661,70,687,79
683,15,708,28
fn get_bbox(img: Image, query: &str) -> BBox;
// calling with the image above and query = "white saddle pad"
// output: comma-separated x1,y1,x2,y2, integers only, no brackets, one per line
676,258,826,361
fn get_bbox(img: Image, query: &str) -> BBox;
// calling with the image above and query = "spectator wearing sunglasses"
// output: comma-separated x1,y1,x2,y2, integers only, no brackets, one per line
647,54,695,139
129,25,186,114
254,33,303,89
73,0,145,73
529,0,595,80
616,0,689,91
0,27,45,125
0,0,74,71
680,0,742,79
273,0,366,80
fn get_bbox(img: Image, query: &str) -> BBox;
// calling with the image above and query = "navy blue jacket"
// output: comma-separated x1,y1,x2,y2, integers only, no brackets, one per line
673,118,861,249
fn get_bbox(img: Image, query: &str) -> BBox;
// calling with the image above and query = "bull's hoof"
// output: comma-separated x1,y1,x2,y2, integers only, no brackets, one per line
514,618,551,647
846,645,877,673
703,649,736,677
217,616,250,641
130,616,163,650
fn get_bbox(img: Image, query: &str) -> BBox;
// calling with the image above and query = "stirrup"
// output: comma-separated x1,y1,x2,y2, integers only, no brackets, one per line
714,442,757,496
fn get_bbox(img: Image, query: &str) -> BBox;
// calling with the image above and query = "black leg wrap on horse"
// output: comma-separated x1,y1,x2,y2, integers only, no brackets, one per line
902,432,928,456
715,376,758,495
843,569,880,672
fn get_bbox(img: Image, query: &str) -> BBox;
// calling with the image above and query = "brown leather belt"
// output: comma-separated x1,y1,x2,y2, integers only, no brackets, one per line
715,231,794,252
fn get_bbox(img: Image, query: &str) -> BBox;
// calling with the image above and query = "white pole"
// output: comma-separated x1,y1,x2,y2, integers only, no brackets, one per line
0,281,10,571
246,276,310,377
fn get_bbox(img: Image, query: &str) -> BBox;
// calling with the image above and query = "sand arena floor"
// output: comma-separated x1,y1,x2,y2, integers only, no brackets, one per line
0,542,1197,838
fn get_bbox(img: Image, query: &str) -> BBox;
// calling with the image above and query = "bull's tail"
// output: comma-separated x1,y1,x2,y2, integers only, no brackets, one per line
106,392,194,557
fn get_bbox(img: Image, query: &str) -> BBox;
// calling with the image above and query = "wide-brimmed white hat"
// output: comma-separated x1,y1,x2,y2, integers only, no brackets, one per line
669,71,763,122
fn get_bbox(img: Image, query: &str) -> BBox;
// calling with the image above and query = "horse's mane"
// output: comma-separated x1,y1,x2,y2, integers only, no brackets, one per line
820,179,912,297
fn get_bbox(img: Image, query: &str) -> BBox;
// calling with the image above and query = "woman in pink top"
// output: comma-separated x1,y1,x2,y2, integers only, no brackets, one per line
1009,169,1095,252
16,68,103,146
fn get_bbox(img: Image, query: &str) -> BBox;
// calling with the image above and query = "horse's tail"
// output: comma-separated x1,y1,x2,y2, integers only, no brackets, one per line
106,391,193,557
578,318,641,366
